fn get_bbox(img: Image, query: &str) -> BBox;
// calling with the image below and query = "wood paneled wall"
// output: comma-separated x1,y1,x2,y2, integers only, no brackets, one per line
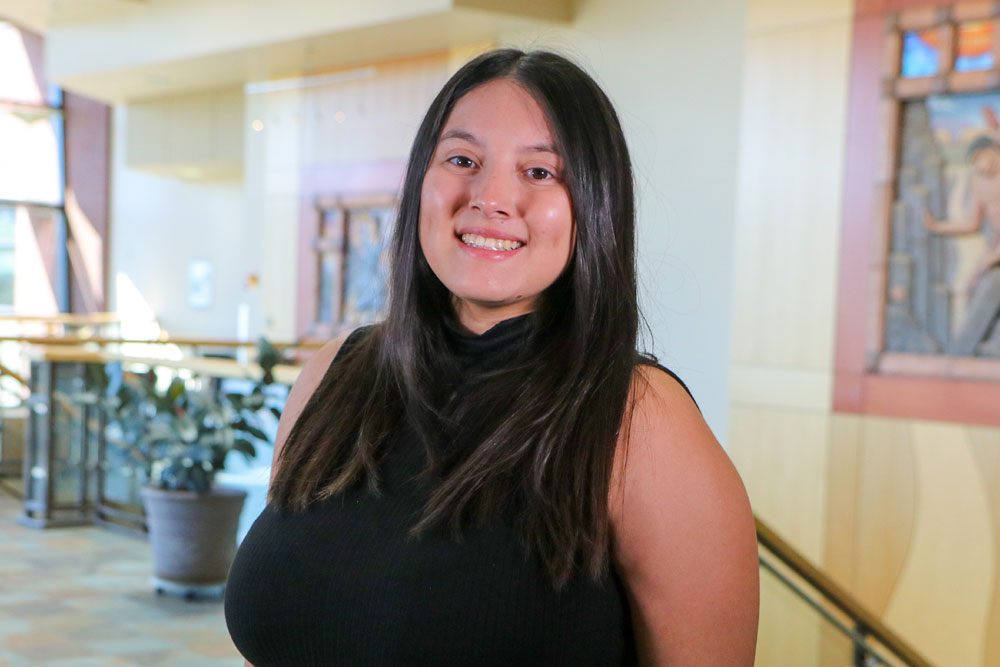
730,4,851,414
731,1,1000,665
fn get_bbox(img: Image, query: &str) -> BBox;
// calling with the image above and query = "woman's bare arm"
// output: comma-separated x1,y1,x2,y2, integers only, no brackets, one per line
925,200,983,235
610,367,759,665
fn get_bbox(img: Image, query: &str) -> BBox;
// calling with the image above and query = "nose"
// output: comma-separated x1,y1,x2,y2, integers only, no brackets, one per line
470,166,515,219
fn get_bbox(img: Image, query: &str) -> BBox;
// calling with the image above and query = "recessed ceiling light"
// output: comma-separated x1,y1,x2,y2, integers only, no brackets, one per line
251,119,264,131
334,111,346,123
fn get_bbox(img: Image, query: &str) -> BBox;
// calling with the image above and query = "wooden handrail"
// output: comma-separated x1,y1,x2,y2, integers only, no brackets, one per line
0,361,28,388
0,336,325,349
755,516,932,667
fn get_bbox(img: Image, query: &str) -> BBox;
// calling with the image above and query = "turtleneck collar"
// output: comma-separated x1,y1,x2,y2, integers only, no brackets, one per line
441,312,533,367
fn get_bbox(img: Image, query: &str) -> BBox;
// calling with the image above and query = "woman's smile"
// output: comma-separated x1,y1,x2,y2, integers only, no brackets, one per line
457,226,526,253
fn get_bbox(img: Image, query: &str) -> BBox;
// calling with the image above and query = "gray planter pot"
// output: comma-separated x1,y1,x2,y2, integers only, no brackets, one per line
140,485,246,596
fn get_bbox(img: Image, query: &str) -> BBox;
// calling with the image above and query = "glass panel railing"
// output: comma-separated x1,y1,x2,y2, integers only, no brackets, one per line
758,553,857,666
758,553,907,666
16,347,286,534
50,361,88,506
756,518,932,667
19,360,99,527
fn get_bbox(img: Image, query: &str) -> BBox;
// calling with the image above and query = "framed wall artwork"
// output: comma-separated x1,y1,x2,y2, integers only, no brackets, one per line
295,161,406,340
304,194,396,340
187,259,213,310
836,0,1000,425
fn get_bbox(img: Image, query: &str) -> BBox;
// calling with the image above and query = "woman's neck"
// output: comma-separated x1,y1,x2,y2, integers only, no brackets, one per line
453,299,536,335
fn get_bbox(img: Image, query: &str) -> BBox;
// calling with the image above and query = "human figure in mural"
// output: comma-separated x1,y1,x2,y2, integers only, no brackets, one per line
924,135,1000,296
923,109,1000,354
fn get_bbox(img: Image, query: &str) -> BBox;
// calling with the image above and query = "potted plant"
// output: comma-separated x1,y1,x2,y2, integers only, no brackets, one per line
94,339,286,598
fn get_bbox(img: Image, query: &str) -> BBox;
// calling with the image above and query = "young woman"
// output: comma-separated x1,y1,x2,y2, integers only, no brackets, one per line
225,49,759,666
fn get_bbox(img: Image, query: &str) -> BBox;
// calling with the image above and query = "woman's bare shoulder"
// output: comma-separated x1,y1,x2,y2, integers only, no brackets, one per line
609,364,759,665
287,333,353,406
609,364,721,516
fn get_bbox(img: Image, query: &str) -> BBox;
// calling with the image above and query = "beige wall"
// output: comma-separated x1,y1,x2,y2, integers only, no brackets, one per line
109,102,251,339
730,1,1000,665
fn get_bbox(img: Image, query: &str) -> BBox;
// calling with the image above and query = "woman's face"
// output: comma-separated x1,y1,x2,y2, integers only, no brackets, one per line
418,78,574,331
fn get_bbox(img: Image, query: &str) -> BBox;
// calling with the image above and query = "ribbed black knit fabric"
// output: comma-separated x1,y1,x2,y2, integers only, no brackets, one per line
224,317,634,666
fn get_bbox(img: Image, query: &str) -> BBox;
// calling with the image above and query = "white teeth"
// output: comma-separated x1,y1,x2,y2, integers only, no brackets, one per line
460,233,523,251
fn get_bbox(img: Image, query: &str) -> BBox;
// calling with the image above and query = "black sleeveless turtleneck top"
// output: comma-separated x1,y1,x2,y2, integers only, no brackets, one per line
224,317,635,666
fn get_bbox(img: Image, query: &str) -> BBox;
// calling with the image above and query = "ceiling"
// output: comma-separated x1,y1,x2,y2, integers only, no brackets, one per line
0,0,146,33
0,0,572,103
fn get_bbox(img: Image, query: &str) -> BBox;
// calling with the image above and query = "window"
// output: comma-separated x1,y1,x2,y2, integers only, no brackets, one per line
901,28,941,78
0,207,14,307
0,105,64,206
956,20,995,72
0,20,68,312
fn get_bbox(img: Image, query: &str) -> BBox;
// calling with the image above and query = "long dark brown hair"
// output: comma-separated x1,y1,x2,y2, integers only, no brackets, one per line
270,49,644,587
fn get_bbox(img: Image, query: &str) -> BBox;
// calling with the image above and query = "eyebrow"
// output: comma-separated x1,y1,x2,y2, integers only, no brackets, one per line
438,128,559,155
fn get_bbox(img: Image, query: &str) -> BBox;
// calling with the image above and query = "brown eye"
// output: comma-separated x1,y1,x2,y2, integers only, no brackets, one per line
527,167,553,180
448,155,477,168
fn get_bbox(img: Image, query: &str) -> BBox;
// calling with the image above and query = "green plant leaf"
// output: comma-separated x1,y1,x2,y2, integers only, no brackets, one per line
166,377,186,404
84,363,109,393
232,436,257,461
232,419,269,443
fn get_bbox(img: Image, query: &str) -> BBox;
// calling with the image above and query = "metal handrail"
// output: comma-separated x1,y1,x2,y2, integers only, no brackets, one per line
756,516,933,667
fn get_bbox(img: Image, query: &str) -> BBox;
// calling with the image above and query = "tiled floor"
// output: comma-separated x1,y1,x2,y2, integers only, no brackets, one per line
0,496,243,666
